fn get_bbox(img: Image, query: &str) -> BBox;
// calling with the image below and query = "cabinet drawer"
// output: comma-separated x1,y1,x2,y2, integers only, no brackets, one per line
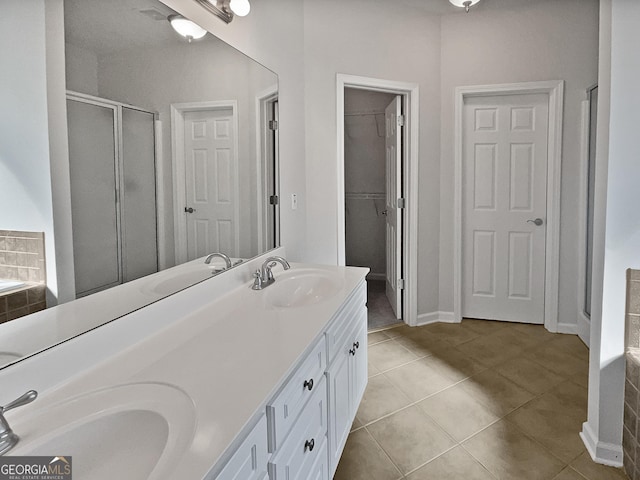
214,414,268,480
267,336,326,451
325,282,366,364
268,376,328,480
305,436,329,480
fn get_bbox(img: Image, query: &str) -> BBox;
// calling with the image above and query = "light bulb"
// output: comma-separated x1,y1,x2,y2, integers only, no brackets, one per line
449,0,481,13
229,0,251,17
168,15,207,42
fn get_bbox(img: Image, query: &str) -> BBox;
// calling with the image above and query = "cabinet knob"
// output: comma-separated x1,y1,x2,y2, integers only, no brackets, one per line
303,378,314,391
349,348,356,356
304,438,315,452
353,341,360,350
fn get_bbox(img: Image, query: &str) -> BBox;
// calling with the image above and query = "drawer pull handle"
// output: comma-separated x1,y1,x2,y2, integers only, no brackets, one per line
349,348,356,356
304,438,315,452
353,341,360,349
303,378,314,391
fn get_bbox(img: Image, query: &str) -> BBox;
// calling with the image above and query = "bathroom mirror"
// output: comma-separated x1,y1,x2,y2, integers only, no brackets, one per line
0,0,279,368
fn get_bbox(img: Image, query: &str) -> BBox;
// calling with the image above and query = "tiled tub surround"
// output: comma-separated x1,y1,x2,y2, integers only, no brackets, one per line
0,230,47,323
0,283,47,324
624,269,640,479
0,230,46,284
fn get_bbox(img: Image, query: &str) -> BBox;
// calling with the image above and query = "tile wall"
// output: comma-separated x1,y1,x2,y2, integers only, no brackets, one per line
0,230,47,323
624,269,640,479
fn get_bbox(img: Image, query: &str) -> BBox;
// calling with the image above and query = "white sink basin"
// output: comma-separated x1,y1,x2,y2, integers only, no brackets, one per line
264,268,344,308
12,383,196,480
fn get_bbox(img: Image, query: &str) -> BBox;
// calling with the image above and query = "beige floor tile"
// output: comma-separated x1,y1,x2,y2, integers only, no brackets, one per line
552,467,589,480
570,451,630,480
571,369,590,389
351,416,363,432
356,374,412,425
384,323,415,338
384,357,459,401
427,347,489,382
406,446,496,480
367,406,456,474
333,428,403,480
368,339,418,372
495,356,565,395
551,335,589,362
523,341,588,378
512,322,560,343
417,383,501,441
456,331,527,366
462,420,565,480
418,322,481,346
393,332,451,359
463,318,511,336
369,330,391,346
368,357,381,377
459,370,536,416
505,381,588,463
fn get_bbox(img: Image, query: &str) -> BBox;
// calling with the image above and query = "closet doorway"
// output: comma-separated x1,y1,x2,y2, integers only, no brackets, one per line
343,88,403,330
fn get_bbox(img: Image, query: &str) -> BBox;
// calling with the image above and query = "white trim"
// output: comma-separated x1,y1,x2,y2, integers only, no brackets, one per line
154,120,167,271
580,422,624,467
416,311,456,326
556,323,578,335
336,73,419,328
453,80,564,333
254,85,278,252
577,99,591,346
171,100,240,264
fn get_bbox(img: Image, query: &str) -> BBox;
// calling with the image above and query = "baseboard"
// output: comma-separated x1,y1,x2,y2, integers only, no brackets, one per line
416,311,456,326
581,422,624,467
577,312,591,347
556,322,578,335
366,272,386,281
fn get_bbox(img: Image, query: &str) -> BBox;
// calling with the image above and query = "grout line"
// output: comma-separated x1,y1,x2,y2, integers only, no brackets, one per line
362,425,406,480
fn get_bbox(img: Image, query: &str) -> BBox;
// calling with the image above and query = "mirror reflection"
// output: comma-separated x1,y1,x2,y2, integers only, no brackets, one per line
0,0,279,368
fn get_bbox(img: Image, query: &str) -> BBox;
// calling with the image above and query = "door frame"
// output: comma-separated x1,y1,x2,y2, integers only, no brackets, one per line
255,85,279,252
453,80,564,332
336,74,419,327
171,100,240,265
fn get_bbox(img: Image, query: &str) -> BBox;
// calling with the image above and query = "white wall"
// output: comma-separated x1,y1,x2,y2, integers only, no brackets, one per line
65,42,98,96
439,0,600,327
583,0,640,466
0,0,74,305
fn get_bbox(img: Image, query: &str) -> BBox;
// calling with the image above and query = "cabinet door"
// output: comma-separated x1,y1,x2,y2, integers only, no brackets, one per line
327,341,353,476
307,437,329,480
350,312,368,412
215,415,268,480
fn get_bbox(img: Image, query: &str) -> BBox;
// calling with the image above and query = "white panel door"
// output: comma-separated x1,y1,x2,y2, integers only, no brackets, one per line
462,94,549,323
184,108,238,260
385,96,402,319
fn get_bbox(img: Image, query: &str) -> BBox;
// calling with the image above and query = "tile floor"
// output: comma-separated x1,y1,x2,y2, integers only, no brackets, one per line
367,280,402,330
334,319,629,480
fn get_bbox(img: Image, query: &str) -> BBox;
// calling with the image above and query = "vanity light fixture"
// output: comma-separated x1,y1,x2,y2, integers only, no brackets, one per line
449,0,481,13
168,15,207,42
193,0,250,24
229,0,251,17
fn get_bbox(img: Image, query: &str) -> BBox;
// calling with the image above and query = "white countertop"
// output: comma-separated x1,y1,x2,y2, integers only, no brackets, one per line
0,249,368,479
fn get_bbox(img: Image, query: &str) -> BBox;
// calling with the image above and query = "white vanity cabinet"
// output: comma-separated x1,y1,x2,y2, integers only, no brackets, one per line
326,287,368,476
212,279,367,480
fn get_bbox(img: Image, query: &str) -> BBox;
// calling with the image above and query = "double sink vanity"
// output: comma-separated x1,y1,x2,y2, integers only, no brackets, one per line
0,249,368,479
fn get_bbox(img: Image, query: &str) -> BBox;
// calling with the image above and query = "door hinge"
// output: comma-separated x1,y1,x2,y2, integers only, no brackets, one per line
397,198,406,209
269,195,279,205
397,279,405,290
269,120,278,131
397,115,405,127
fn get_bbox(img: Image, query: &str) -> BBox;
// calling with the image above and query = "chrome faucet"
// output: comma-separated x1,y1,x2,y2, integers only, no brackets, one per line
0,390,37,456
252,256,290,290
204,252,232,269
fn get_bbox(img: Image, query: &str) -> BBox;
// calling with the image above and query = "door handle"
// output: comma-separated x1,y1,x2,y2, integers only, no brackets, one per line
184,207,196,214
527,218,544,226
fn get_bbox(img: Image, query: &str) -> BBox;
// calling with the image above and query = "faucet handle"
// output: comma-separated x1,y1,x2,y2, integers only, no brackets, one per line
2,390,37,414
251,269,264,290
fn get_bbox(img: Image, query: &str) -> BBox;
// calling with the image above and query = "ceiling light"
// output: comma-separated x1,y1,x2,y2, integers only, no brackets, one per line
449,0,481,13
229,0,251,17
168,15,207,42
